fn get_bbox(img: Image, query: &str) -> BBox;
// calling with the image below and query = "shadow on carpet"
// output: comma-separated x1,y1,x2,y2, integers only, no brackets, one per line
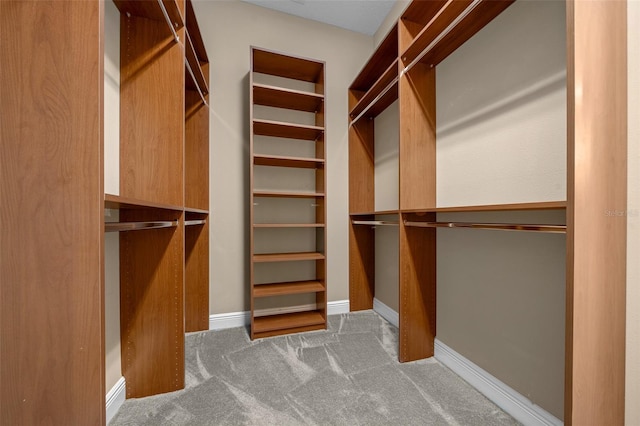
110,311,520,425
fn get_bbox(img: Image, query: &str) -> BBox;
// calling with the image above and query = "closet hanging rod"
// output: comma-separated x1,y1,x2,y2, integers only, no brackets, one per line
403,221,566,233
105,220,179,233
157,0,180,43
349,76,399,126
185,219,207,226
402,0,483,73
352,220,399,226
185,58,209,107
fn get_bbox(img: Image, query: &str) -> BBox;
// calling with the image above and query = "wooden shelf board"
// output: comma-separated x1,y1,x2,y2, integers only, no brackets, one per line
253,310,325,334
253,119,323,141
254,223,325,228
350,60,399,120
253,84,323,113
253,252,325,263
185,0,208,62
401,0,449,26
253,154,324,169
350,24,398,91
113,0,184,28
104,194,183,212
402,201,567,214
185,31,209,95
252,47,324,83
253,190,325,199
402,0,515,67
253,281,325,298
184,207,209,215
350,210,400,216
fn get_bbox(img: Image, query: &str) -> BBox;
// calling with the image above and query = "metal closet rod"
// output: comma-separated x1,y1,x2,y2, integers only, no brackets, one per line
185,58,209,107
402,0,483,73
403,221,566,234
349,75,399,126
105,220,179,233
185,219,207,226
157,0,181,43
352,220,399,226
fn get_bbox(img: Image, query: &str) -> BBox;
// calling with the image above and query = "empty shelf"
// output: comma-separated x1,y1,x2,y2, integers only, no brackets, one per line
350,24,398,92
404,221,566,233
253,84,323,112
104,194,183,212
253,252,325,262
252,48,324,83
253,119,324,141
350,59,399,121
253,190,324,198
113,0,184,29
253,154,324,169
253,311,325,334
253,223,325,228
105,220,178,232
401,201,566,213
185,31,209,96
350,210,400,216
253,280,325,298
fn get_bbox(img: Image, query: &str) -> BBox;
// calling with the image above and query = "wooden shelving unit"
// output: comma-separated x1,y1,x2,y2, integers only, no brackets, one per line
349,1,627,424
113,0,210,399
250,47,327,339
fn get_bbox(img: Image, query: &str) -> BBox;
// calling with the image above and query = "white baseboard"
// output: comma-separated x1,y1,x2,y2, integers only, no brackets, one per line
372,301,561,426
105,376,126,424
209,299,350,330
373,297,399,328
435,339,563,426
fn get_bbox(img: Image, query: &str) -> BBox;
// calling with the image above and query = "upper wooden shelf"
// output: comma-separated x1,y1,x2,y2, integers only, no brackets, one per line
253,84,323,113
253,119,324,141
104,194,183,212
349,59,399,121
185,31,209,95
253,154,324,169
253,190,325,198
184,207,209,215
400,0,515,68
350,210,400,216
185,0,208,62
402,201,567,214
254,223,325,228
253,252,326,263
252,47,324,83
113,0,184,29
350,24,398,92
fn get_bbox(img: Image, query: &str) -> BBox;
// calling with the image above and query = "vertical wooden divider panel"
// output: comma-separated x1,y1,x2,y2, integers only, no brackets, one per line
348,120,375,213
399,213,436,362
185,220,210,331
566,1,627,423
120,209,185,398
120,14,184,206
185,87,210,210
1,1,105,423
398,58,436,361
349,221,375,310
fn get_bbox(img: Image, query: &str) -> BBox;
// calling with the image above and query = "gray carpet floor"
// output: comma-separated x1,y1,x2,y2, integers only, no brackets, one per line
111,311,520,425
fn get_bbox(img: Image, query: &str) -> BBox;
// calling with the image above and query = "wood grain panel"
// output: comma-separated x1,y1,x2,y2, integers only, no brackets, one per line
349,222,375,311
253,311,325,334
349,119,375,214
254,154,324,169
120,209,185,398
350,24,398,92
185,0,207,62
253,119,324,141
0,1,105,424
120,14,184,206
398,62,436,210
565,1,627,423
399,213,436,362
350,60,399,120
185,220,209,332
252,47,324,83
253,281,325,297
185,85,209,211
402,201,567,214
253,84,323,112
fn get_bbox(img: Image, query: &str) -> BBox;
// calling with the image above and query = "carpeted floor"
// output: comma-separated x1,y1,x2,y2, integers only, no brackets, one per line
110,311,520,425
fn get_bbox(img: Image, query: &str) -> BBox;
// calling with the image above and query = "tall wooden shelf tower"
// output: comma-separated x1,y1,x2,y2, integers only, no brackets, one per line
249,47,327,339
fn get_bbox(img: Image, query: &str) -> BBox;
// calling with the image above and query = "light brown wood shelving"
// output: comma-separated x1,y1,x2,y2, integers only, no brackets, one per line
349,59,398,121
105,194,183,212
253,118,324,141
254,154,324,169
113,0,184,28
250,47,327,340
253,190,324,198
253,251,325,263
349,0,628,424
253,84,324,112
185,31,209,95
254,281,325,297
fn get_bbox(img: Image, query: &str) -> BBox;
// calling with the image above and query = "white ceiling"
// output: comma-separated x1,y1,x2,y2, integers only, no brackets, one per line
241,0,397,36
